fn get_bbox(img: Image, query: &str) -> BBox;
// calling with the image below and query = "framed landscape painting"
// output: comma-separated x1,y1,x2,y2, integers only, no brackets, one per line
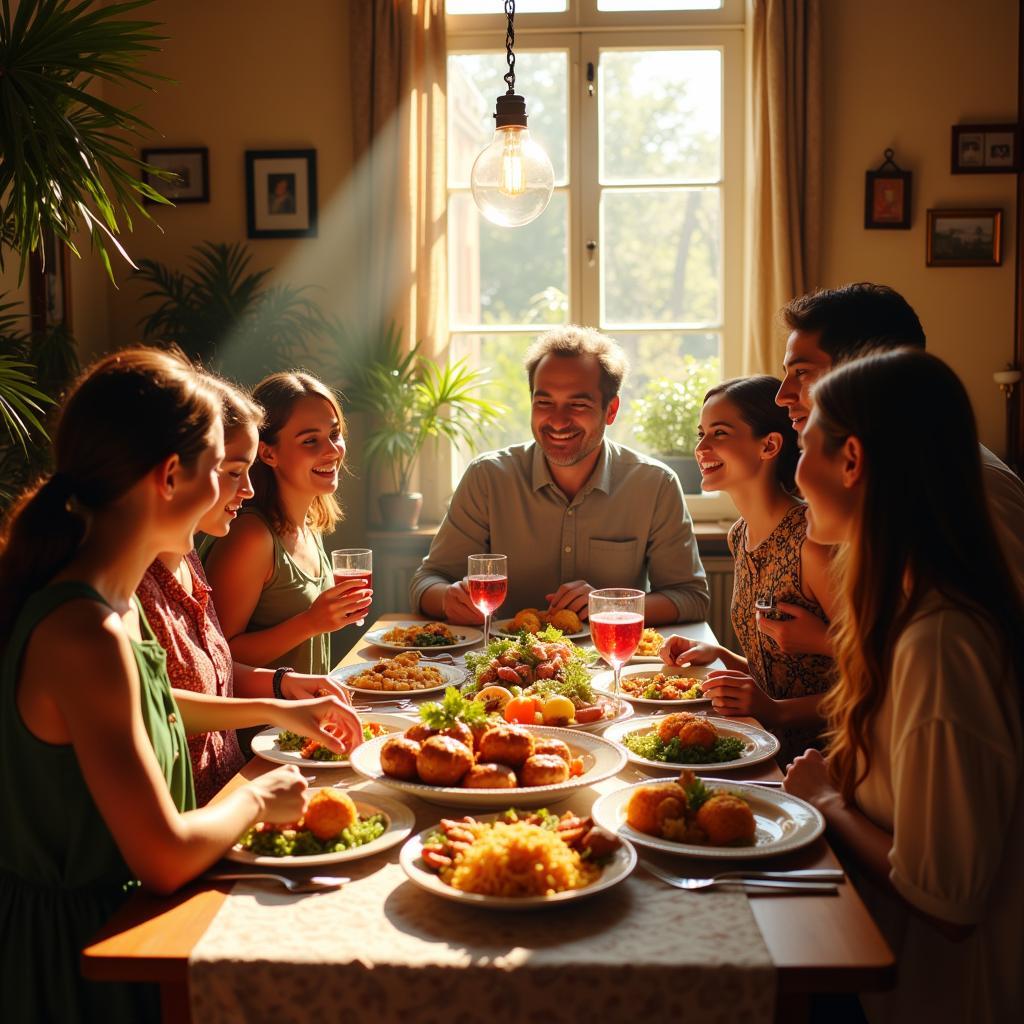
926,209,1002,267
141,147,209,203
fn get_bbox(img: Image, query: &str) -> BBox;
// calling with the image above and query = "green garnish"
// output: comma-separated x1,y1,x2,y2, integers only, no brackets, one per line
238,814,386,857
622,732,745,765
419,686,492,730
276,730,305,751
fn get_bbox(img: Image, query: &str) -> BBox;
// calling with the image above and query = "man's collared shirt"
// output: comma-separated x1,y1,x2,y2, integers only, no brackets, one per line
410,440,710,622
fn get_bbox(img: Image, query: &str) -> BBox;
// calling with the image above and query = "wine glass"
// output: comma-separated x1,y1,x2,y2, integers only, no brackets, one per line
467,553,508,649
589,588,645,700
331,548,373,627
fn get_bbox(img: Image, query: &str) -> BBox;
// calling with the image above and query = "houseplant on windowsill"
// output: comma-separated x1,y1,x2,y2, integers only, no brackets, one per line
631,356,720,495
341,329,505,530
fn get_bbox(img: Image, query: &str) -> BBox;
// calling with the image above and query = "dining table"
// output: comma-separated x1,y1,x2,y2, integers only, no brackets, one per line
81,613,894,1024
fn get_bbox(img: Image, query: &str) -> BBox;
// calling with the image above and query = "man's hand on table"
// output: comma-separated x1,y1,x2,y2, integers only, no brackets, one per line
443,580,486,625
545,580,594,620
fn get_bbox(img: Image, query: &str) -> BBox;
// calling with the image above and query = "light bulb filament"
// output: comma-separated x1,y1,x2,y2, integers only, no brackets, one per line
499,128,525,197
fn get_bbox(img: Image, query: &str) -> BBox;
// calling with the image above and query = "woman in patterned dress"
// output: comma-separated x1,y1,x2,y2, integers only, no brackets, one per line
661,376,836,761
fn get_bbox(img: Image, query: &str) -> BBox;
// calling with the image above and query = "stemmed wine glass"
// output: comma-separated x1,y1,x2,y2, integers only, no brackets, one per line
467,553,508,649
588,588,645,700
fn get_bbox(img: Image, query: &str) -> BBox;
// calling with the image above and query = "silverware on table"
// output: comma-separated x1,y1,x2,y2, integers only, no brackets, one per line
641,860,839,894
351,701,415,712
699,777,785,788
204,872,350,893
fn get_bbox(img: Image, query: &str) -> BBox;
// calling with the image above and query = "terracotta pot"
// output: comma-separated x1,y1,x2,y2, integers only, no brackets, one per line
379,491,423,530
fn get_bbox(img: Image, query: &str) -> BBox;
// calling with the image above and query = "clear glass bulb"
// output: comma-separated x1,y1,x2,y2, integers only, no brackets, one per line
470,126,554,227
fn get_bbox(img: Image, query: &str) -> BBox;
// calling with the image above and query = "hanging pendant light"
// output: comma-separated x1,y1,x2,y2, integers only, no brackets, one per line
470,0,554,227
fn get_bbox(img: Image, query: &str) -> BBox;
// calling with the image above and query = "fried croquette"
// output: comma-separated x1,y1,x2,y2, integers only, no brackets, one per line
512,608,544,633
656,712,700,744
405,722,439,744
380,736,421,780
547,608,582,633
478,724,535,768
674,718,717,750
532,737,572,765
625,782,689,836
520,754,570,787
416,735,474,786
463,762,518,789
440,720,474,752
695,793,756,846
302,789,358,840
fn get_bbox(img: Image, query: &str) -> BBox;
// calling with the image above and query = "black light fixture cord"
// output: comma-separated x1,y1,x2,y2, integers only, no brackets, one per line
504,0,516,95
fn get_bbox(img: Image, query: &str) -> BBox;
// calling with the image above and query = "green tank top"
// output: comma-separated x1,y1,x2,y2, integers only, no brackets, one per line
0,580,195,1022
205,508,332,674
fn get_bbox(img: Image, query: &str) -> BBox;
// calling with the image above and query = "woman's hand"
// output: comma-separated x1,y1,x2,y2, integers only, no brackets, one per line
281,672,352,705
302,577,373,634
248,765,310,824
700,670,777,722
756,603,833,656
660,635,721,668
268,697,363,755
782,748,842,814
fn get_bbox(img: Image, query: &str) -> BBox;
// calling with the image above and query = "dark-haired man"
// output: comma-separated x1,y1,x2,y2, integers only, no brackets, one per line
774,283,1024,609
410,326,710,626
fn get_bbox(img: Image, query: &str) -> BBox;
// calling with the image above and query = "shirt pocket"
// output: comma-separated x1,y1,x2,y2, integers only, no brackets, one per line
588,538,641,586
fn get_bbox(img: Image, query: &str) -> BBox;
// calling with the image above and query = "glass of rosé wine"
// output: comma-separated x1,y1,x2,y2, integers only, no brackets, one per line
589,588,645,699
467,553,508,649
331,548,373,627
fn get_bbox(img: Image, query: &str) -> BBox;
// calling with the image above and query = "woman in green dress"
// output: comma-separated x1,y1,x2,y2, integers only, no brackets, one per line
0,349,361,1023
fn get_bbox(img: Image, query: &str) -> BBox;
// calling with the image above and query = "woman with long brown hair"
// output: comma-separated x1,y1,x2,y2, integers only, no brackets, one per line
0,350,358,1022
204,371,372,675
782,348,1024,1022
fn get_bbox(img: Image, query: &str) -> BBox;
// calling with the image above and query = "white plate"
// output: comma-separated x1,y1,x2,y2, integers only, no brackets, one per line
594,664,713,709
603,715,780,771
227,791,416,867
331,659,469,697
250,715,415,769
365,622,484,652
495,620,590,642
349,725,628,808
399,814,637,909
591,779,824,860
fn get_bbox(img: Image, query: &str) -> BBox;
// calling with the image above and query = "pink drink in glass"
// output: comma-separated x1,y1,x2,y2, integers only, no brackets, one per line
333,569,373,591
467,574,508,615
590,611,644,666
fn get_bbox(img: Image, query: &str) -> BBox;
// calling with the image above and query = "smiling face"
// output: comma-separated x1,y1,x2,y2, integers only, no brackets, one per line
775,330,834,435
794,407,861,544
530,353,618,467
197,421,259,537
259,395,345,497
694,393,781,492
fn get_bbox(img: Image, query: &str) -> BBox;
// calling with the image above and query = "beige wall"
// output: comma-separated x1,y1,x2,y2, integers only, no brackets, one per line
819,0,1018,455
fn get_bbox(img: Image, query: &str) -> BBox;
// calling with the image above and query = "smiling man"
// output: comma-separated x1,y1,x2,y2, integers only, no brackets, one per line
410,326,709,626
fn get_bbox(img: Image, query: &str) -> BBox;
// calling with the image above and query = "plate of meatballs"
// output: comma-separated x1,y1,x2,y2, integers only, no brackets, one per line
592,775,825,859
348,723,628,809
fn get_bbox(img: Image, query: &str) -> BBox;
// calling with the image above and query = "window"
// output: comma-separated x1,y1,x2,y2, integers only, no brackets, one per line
446,1,743,505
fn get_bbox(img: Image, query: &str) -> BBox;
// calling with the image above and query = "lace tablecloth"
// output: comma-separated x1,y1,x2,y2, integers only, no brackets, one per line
190,776,776,1024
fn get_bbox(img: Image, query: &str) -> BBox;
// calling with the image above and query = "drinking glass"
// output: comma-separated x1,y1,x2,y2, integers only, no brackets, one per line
331,548,373,627
467,553,508,649
589,588,645,699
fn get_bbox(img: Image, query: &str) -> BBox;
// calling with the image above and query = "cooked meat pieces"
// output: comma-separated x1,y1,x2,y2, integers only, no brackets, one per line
380,736,421,780
416,735,474,786
477,724,535,768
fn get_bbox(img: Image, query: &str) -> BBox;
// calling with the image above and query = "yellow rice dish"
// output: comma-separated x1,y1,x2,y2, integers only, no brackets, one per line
440,820,600,897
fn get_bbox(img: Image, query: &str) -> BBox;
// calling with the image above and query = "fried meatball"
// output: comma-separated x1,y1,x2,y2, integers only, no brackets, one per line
380,736,421,780
440,720,474,752
625,782,689,837
405,722,438,744
302,789,358,840
696,793,756,846
512,609,543,633
548,608,582,633
657,712,699,744
463,762,518,789
416,735,474,786
520,754,570,787
532,737,572,765
478,724,535,768
674,718,717,751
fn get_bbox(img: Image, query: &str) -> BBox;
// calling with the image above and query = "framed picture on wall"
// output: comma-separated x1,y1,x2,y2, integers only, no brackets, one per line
141,147,209,203
951,124,1019,173
926,208,1002,267
245,149,318,238
864,149,912,229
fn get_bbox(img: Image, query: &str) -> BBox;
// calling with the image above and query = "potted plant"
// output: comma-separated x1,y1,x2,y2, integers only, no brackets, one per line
631,356,720,495
338,326,505,530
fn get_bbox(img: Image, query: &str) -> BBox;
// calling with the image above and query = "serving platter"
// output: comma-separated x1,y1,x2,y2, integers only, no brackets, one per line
250,714,415,769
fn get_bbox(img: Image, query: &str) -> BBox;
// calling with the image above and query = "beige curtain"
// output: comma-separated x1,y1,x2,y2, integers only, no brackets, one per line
743,0,822,375
348,0,448,519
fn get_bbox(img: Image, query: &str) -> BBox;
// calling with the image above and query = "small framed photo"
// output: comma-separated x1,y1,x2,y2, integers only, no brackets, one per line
951,124,1019,173
865,168,911,229
926,209,1002,267
245,149,318,239
141,147,209,203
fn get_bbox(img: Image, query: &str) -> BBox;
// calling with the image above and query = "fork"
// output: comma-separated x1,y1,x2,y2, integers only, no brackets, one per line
204,872,350,893
641,861,839,894
351,701,414,712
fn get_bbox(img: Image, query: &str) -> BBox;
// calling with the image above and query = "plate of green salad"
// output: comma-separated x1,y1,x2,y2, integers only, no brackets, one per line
251,714,415,768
